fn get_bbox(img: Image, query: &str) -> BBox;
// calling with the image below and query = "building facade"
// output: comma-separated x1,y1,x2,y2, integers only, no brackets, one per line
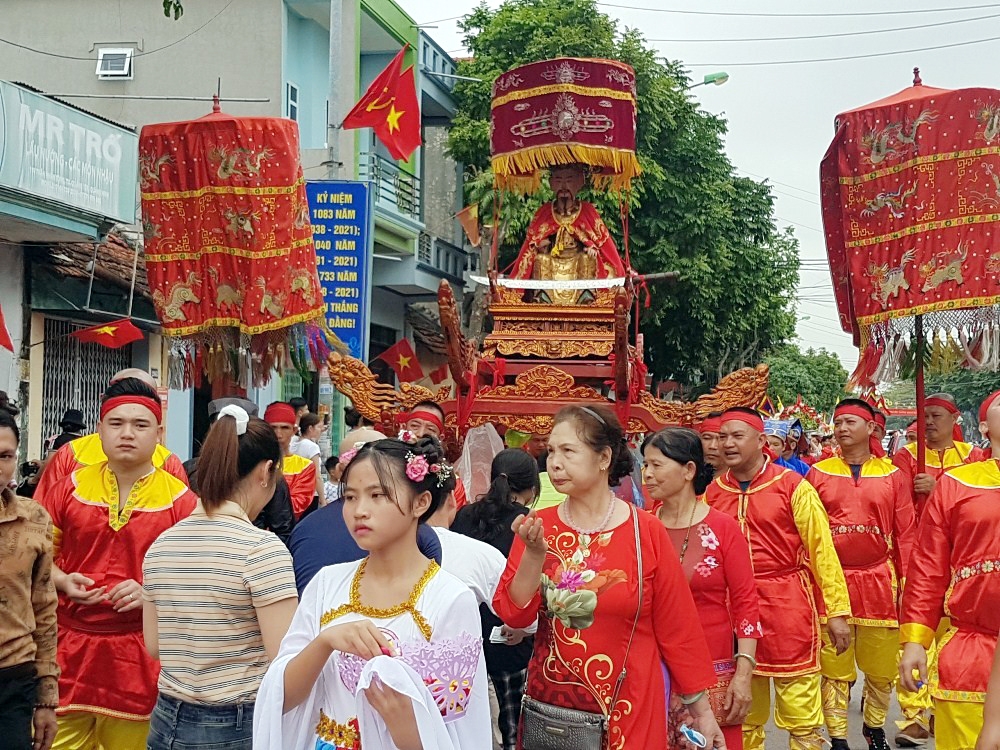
0,0,471,459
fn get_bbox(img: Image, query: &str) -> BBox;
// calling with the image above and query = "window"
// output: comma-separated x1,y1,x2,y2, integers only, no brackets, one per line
286,82,299,121
96,48,134,79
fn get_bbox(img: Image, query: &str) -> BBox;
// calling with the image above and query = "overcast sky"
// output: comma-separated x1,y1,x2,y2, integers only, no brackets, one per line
405,0,1000,372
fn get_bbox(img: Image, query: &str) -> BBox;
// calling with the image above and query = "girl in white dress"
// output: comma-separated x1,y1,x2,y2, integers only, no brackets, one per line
254,437,491,750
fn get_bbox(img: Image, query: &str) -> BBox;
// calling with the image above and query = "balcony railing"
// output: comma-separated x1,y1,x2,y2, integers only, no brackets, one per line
418,232,472,283
359,152,421,220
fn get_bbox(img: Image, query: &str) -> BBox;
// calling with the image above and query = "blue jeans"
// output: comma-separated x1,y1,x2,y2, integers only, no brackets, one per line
147,693,253,750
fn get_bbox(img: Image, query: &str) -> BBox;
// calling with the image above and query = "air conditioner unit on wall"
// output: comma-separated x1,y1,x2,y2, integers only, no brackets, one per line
96,48,134,80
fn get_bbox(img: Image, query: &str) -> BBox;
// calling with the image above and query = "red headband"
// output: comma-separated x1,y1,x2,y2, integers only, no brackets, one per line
100,395,162,424
263,403,297,425
834,404,875,422
404,409,444,433
833,404,884,457
981,390,1000,440
925,397,964,442
874,412,886,428
721,410,764,433
698,416,722,434
925,396,960,415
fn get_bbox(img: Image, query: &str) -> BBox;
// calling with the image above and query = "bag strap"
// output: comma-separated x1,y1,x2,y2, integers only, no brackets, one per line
606,505,642,717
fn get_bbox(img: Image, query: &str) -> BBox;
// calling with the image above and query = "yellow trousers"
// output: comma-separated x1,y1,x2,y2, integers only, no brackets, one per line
744,673,825,750
53,711,149,750
897,618,950,731
933,699,984,750
820,625,898,738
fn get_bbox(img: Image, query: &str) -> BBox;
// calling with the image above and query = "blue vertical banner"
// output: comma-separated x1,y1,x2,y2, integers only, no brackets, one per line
306,181,374,361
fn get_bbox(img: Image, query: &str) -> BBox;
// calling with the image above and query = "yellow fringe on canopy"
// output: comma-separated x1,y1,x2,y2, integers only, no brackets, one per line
491,143,642,195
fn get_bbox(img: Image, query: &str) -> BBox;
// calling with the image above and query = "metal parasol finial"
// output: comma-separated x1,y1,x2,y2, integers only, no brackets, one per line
212,93,221,113
913,67,922,86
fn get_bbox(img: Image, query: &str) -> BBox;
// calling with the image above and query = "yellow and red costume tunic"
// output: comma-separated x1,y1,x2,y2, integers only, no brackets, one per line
282,452,318,519
40,462,196,721
891,437,976,732
35,433,189,503
900,459,1000,749
891,441,976,519
707,460,851,676
706,459,850,750
510,201,625,280
806,456,916,739
807,456,915,627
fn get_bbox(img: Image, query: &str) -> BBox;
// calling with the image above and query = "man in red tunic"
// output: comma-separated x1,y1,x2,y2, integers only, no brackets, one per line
34,369,188,504
891,392,978,745
706,408,851,750
899,389,1000,750
40,378,196,749
509,164,625,304
264,402,318,519
807,400,916,750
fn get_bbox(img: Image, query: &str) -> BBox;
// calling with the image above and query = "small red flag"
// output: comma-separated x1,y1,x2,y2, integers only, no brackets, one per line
70,319,144,349
0,303,13,353
375,339,423,382
342,46,422,161
428,363,449,384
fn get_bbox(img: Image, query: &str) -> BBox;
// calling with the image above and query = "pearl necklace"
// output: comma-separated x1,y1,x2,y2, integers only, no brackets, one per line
563,492,617,535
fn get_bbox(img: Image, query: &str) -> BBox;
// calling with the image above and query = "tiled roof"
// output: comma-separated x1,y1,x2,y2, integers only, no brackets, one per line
33,230,151,300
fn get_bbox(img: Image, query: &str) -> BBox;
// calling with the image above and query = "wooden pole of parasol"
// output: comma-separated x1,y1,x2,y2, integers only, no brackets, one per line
915,314,927,475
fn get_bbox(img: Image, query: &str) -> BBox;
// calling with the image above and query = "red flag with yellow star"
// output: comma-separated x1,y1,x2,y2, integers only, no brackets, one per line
342,46,421,161
70,319,144,349
375,338,423,382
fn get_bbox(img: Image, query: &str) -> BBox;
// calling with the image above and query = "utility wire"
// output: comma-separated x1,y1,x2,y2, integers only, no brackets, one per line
0,0,235,61
648,11,1000,42
599,2,1000,17
777,217,824,233
741,170,819,197
689,32,1000,66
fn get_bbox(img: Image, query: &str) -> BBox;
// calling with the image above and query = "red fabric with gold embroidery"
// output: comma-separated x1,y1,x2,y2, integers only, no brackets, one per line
490,58,641,194
821,82,1000,349
140,108,325,384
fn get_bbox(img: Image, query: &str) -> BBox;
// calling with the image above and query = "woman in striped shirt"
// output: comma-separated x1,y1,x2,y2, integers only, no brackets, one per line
142,405,299,750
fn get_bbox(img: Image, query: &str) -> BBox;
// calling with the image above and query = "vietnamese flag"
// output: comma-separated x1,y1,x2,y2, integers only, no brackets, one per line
70,319,144,349
375,338,423,382
428,362,449,384
342,46,422,161
0,302,13,353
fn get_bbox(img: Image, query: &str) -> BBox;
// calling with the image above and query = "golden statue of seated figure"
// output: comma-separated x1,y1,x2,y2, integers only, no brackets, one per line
509,164,626,305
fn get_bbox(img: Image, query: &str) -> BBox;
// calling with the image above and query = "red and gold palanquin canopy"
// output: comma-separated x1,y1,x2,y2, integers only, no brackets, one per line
490,57,641,194
140,104,328,387
821,78,1000,384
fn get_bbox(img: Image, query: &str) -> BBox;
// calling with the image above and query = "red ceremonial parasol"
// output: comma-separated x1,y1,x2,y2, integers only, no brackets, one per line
140,98,336,388
821,68,1000,472
490,57,641,195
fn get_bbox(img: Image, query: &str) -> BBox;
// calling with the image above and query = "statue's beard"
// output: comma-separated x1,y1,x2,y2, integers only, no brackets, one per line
555,192,577,212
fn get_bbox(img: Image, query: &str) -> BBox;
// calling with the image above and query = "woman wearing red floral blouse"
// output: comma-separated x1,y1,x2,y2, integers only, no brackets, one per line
494,405,725,750
643,427,762,750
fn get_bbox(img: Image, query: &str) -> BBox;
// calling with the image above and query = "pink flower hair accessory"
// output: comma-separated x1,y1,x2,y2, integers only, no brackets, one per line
405,452,430,481
405,452,454,487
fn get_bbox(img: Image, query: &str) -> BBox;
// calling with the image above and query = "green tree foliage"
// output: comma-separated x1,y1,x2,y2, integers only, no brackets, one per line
449,0,799,385
764,344,849,413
